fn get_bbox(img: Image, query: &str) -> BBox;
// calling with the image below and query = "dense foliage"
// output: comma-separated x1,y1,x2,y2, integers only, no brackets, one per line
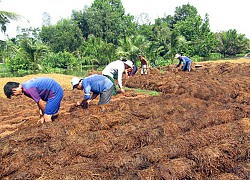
0,0,249,76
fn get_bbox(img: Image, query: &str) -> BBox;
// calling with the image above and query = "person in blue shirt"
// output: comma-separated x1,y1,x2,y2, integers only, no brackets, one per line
71,74,114,109
3,77,64,123
174,54,192,72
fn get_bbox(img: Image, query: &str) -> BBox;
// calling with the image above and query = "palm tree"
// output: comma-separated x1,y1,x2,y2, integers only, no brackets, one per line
116,35,151,64
0,11,20,33
0,0,21,33
19,38,50,70
0,1,20,63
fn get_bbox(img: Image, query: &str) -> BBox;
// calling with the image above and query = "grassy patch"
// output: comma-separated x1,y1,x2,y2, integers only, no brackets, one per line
125,87,160,96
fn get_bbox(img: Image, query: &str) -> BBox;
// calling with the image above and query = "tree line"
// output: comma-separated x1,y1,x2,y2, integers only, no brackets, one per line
0,0,249,76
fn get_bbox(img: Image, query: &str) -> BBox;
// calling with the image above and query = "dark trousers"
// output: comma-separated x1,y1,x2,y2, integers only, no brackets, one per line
103,75,117,95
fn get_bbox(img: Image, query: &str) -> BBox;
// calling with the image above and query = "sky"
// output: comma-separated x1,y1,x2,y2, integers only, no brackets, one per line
1,0,249,40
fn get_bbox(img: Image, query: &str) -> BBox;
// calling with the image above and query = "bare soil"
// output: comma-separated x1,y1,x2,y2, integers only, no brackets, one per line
0,59,250,179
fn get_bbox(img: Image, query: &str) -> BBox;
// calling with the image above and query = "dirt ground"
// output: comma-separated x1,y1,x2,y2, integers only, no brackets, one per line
0,58,250,179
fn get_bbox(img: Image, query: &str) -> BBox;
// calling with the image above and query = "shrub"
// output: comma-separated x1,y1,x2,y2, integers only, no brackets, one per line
190,55,203,62
41,51,77,69
208,53,222,60
154,57,172,67
7,54,31,72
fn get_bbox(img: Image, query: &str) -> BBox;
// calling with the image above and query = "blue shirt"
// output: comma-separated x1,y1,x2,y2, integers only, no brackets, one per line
22,77,63,103
81,74,113,100
176,56,192,68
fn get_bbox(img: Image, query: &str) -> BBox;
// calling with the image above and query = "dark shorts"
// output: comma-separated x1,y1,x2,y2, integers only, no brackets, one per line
132,66,138,76
182,62,192,71
98,85,114,105
103,75,117,95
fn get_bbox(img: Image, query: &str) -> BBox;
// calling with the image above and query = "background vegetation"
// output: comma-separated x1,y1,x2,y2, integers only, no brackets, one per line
0,0,250,77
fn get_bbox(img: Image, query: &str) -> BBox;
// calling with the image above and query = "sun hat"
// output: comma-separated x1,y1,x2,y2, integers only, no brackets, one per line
174,54,181,59
71,77,81,90
124,60,133,68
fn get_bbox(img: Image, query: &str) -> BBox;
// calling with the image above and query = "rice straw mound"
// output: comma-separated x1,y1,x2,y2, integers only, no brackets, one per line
1,61,250,179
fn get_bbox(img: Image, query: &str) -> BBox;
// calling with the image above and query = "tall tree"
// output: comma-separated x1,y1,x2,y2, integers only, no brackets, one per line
173,3,198,23
42,12,51,26
84,0,135,45
151,19,172,57
79,34,116,65
171,3,216,57
71,9,90,40
40,19,84,53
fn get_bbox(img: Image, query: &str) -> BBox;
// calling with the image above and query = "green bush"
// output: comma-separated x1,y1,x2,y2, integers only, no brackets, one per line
16,69,34,77
154,57,171,67
41,51,78,69
208,53,222,59
235,53,245,57
7,54,31,72
190,55,203,62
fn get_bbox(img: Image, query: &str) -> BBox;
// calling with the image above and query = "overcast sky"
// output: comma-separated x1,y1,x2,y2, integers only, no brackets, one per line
1,0,249,40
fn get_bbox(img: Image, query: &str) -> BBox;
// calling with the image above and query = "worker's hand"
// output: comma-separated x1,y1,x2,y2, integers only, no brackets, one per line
37,116,45,124
81,101,89,109
76,101,81,107
44,114,52,122
37,114,53,124
120,88,125,94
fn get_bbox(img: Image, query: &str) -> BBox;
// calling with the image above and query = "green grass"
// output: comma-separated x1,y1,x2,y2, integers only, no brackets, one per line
124,87,160,96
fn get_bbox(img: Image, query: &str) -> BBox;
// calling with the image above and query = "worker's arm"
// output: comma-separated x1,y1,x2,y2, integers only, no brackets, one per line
37,99,46,114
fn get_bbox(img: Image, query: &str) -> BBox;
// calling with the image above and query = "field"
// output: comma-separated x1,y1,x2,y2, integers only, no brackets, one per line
0,58,249,179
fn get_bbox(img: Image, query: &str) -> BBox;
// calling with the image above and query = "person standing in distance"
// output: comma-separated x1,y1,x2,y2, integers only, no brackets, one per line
138,53,149,75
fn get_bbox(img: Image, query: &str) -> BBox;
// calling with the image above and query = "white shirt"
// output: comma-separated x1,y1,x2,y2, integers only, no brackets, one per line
102,60,125,89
